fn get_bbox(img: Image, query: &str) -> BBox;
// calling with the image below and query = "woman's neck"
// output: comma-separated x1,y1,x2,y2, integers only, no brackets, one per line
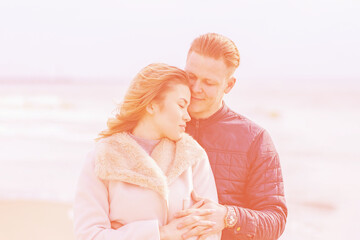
132,117,162,140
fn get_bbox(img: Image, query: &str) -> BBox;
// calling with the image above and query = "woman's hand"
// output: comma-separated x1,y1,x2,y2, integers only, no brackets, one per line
174,191,227,239
160,199,217,240
160,217,188,240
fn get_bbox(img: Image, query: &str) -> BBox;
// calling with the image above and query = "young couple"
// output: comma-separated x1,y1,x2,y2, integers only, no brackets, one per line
73,33,287,240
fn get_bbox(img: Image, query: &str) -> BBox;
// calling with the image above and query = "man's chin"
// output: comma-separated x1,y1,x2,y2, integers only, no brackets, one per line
188,107,205,119
188,106,199,116
189,101,203,110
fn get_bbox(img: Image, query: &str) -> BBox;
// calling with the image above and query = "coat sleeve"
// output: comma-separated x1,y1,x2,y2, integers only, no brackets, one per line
192,150,222,240
224,130,287,240
73,151,161,240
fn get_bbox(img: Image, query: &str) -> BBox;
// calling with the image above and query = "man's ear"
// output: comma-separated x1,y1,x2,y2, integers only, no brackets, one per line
224,77,236,94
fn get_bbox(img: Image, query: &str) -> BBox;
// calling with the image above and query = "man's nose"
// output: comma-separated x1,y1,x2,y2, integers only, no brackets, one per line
191,80,203,93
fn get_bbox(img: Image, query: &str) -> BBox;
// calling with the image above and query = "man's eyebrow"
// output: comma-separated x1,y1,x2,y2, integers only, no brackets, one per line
187,72,218,83
188,73,216,82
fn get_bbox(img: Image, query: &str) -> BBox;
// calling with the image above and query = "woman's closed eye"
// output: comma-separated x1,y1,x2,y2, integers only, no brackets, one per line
178,99,189,109
178,103,186,109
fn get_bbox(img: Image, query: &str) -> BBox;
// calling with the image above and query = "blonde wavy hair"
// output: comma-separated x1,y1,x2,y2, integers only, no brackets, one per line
188,33,240,69
97,63,190,140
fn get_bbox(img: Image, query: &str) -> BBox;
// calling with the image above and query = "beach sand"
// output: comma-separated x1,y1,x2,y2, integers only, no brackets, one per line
0,80,359,239
0,200,74,240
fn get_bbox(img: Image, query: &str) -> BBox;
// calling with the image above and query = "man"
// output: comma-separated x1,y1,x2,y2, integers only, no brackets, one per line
176,33,287,240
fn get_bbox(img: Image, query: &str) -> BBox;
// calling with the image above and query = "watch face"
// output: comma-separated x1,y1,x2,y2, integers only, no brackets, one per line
228,216,236,224
226,206,238,228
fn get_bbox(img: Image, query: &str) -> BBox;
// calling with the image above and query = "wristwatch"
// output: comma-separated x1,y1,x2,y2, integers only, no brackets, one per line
224,205,238,228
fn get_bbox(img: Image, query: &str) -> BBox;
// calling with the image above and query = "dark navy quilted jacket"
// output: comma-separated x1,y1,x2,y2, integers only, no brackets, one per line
186,103,287,240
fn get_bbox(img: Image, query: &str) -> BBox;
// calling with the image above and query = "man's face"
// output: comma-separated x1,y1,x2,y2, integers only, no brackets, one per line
185,52,235,119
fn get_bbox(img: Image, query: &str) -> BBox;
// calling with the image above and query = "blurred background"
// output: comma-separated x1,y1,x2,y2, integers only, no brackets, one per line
1,0,359,239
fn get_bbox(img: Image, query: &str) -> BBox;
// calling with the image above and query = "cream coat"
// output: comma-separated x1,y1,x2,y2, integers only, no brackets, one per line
73,133,220,240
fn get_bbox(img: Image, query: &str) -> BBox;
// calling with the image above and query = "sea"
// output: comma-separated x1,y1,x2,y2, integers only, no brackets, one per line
0,78,359,240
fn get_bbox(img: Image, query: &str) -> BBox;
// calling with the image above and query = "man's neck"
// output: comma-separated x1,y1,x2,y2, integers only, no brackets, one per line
190,101,224,120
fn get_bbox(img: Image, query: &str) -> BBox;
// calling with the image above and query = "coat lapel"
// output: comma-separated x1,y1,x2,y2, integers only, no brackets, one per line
94,132,203,199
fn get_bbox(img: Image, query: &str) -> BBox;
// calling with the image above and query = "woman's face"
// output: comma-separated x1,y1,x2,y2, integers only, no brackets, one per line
151,83,191,141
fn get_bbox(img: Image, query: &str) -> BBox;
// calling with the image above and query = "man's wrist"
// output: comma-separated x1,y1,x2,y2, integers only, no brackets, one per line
224,205,238,229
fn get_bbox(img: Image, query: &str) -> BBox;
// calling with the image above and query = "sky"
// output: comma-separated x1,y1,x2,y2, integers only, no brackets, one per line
0,0,359,82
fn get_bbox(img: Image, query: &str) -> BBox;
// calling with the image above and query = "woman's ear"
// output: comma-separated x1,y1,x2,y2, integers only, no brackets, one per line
146,101,158,115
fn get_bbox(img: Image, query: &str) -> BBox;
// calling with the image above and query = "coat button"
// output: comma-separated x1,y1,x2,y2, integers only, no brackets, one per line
236,227,241,231
247,233,254,238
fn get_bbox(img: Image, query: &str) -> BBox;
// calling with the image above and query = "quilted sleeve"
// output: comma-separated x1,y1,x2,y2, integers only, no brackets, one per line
226,129,287,240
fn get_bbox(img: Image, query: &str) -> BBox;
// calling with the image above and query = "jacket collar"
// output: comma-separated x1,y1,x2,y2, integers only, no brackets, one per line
94,132,203,200
188,101,229,127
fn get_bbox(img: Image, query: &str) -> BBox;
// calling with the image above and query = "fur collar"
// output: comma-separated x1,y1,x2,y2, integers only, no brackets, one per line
94,132,206,200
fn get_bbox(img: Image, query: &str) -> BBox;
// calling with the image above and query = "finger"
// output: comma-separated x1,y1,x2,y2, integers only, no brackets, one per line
111,221,123,229
177,215,202,229
193,208,216,216
175,207,215,219
190,220,216,228
178,218,216,230
198,235,206,240
182,226,213,239
182,226,207,239
175,209,194,218
190,199,204,209
175,200,204,218
192,191,213,205
189,208,215,217
198,232,212,240
191,190,202,202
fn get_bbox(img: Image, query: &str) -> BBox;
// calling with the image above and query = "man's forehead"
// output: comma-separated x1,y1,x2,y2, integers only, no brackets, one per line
185,53,233,80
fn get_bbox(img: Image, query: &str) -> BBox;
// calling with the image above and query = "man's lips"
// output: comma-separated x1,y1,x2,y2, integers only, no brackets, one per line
191,96,204,101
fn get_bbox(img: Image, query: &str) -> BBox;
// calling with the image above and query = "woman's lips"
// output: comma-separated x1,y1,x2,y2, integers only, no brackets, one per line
179,125,186,131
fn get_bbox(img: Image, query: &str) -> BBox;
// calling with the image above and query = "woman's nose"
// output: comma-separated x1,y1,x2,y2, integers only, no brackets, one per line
184,111,191,122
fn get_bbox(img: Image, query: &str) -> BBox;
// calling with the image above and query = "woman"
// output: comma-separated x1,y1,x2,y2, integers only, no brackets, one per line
73,63,220,240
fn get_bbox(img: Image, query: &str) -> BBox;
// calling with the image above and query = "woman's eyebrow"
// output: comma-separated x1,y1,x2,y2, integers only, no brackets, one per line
179,98,189,105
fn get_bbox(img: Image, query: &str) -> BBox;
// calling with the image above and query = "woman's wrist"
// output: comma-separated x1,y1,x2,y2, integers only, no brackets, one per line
159,225,168,240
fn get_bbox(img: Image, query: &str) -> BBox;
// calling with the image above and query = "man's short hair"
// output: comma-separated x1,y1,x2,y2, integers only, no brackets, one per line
187,33,240,69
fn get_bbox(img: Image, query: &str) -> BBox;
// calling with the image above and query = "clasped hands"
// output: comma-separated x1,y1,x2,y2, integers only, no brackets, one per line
160,191,226,240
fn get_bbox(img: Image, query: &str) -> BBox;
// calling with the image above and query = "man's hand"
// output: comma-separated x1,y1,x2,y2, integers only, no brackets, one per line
160,217,190,240
174,191,227,239
160,199,217,240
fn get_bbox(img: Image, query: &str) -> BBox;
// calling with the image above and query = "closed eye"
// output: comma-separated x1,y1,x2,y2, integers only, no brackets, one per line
205,81,217,86
178,98,189,109
178,103,186,108
188,73,197,81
